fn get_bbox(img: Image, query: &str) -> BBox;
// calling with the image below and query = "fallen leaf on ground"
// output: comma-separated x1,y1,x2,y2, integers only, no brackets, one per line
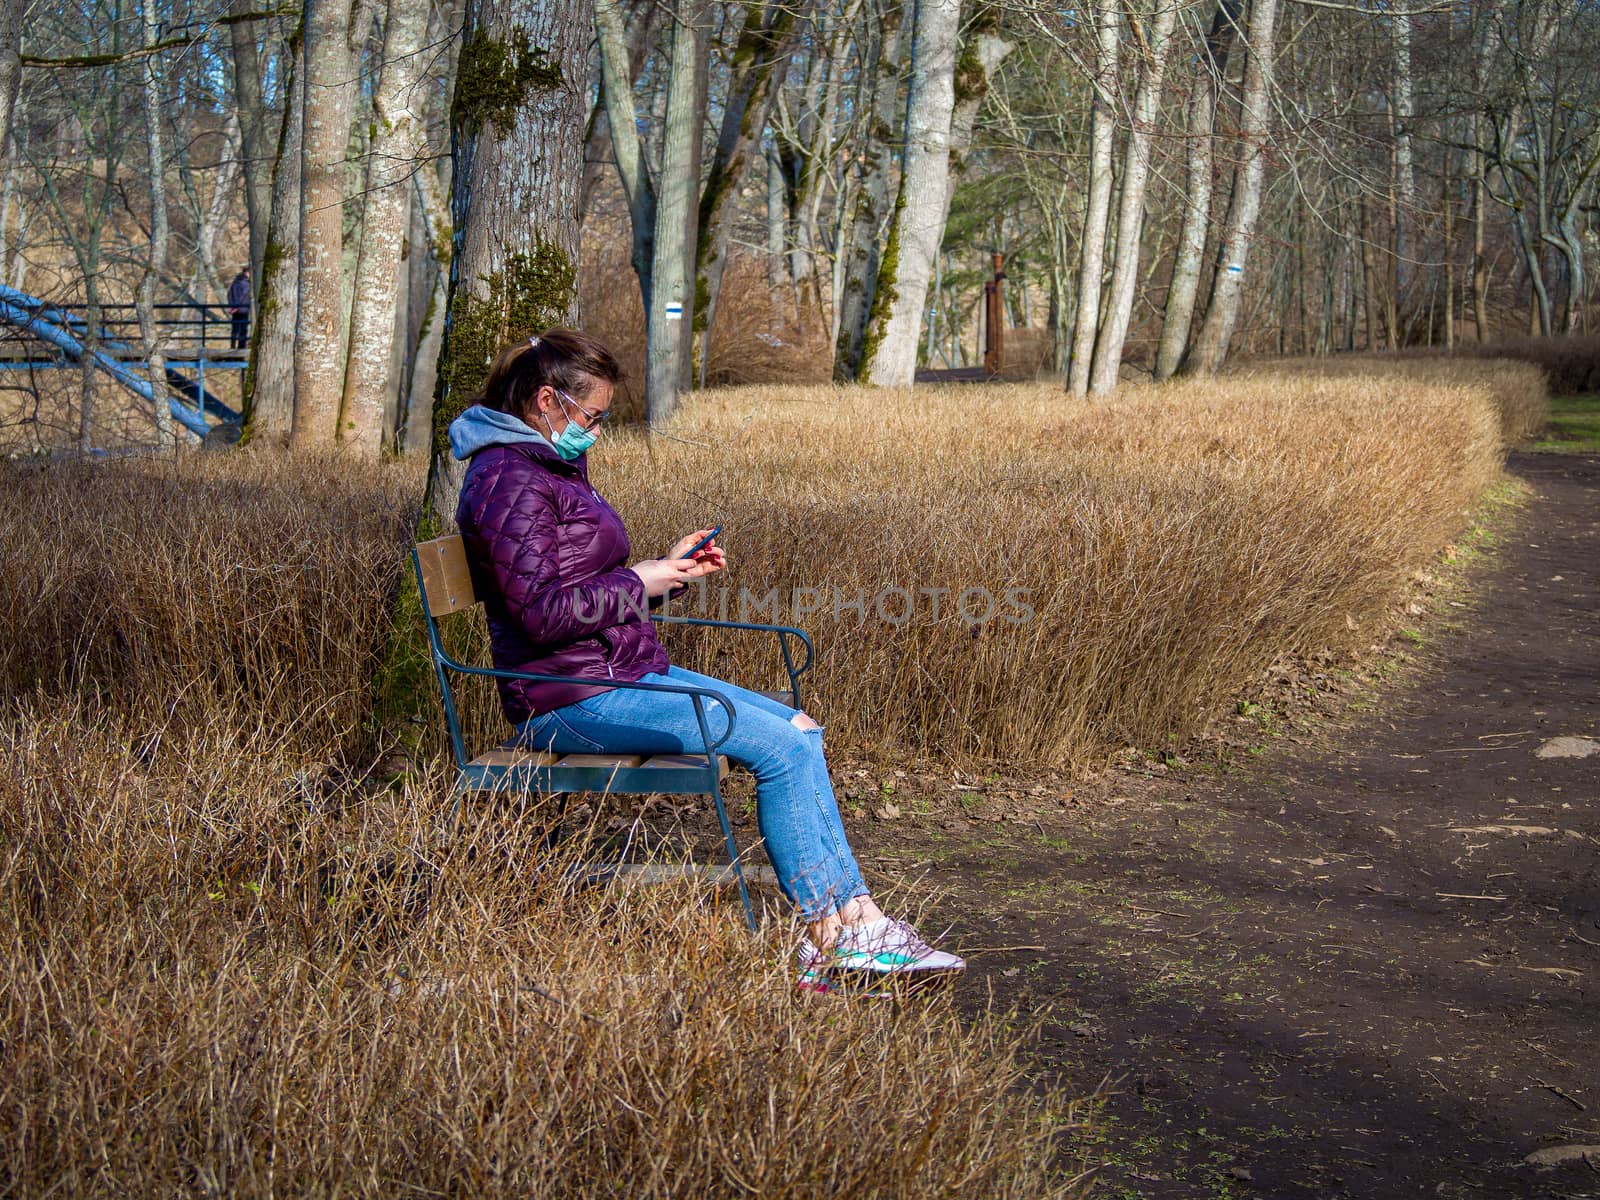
1535,736,1599,759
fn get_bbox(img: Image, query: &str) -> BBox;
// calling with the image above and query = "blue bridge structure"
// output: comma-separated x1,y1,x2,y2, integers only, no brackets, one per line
0,283,245,440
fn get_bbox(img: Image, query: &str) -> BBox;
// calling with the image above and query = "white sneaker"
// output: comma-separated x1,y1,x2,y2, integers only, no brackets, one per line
796,917,965,990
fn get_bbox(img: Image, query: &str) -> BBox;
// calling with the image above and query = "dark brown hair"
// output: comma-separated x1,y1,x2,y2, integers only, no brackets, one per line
476,328,624,424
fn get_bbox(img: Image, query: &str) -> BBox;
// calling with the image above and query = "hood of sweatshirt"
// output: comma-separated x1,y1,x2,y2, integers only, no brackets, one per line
447,404,556,461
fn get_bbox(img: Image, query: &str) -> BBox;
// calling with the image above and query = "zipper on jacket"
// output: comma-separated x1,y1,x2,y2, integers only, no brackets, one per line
597,627,616,678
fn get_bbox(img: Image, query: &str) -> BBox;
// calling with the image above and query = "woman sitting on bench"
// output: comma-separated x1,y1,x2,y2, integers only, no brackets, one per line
448,328,964,989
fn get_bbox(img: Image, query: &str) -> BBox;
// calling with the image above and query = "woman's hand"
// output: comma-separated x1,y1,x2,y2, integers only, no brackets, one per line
666,528,728,577
631,556,716,598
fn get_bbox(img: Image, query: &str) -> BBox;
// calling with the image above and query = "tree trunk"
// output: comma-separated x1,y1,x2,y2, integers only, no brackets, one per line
944,21,1012,213
1152,5,1227,380
834,0,905,380
1181,0,1278,376
860,0,963,387
0,0,23,160
644,0,703,423
228,0,274,285
399,0,459,456
1359,196,1379,349
1551,199,1588,333
426,0,591,523
594,0,657,309
137,0,176,451
1510,205,1553,335
1389,8,1415,301
1469,1,1494,343
1443,157,1455,348
79,286,99,453
244,26,303,445
405,166,449,456
1067,0,1119,396
1089,0,1178,395
290,0,375,449
766,143,789,293
338,0,430,458
0,185,20,291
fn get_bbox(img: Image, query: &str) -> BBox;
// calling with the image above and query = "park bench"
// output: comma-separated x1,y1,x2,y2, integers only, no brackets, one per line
413,534,814,931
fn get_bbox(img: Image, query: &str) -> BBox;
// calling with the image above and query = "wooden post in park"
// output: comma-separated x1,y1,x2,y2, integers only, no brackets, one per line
983,252,1006,377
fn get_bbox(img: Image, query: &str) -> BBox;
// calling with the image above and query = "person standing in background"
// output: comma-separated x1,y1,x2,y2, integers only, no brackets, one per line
227,267,252,350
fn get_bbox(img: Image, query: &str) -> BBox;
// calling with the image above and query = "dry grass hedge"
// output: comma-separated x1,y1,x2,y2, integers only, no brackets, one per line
1401,334,1600,397
0,451,423,754
594,362,1532,770
1247,354,1549,444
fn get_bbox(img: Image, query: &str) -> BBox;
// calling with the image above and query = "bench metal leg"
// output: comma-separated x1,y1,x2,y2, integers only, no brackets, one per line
705,775,757,931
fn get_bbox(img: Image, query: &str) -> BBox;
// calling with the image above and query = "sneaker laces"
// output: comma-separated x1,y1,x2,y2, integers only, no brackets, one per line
883,918,934,960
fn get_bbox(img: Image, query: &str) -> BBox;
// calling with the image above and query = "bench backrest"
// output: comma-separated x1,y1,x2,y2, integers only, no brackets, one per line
413,534,478,766
415,533,477,616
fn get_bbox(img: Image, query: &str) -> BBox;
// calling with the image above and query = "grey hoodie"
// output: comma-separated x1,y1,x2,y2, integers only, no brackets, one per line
448,404,555,460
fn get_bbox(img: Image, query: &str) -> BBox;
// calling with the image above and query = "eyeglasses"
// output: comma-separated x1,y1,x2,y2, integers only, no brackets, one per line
555,387,611,431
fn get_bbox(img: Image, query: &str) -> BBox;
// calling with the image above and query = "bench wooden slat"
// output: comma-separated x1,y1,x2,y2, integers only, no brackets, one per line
554,753,646,768
417,534,476,616
757,689,795,707
470,748,557,767
641,753,731,780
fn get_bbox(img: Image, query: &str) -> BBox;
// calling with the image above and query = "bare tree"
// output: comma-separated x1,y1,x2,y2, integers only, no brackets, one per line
182,113,243,305
1066,0,1119,396
594,0,657,308
860,0,962,386
245,28,304,445
0,0,22,161
338,0,432,457
227,0,275,285
1181,0,1277,376
290,0,376,449
644,0,704,423
695,0,803,381
1089,0,1180,395
136,0,175,450
834,0,905,380
1154,0,1236,379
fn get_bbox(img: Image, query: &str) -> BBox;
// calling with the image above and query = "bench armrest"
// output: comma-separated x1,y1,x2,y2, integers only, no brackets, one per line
437,658,739,754
649,614,814,705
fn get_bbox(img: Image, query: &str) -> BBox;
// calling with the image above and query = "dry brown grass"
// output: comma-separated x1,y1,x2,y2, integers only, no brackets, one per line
0,450,1086,1197
592,362,1528,770
1400,334,1600,398
0,450,422,754
1246,354,1550,444
0,708,1081,1197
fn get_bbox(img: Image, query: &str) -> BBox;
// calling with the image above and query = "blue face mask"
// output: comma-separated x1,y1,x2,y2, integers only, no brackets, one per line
546,391,598,460
550,420,597,461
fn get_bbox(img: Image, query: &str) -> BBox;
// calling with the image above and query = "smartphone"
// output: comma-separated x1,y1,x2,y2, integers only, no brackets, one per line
682,524,722,559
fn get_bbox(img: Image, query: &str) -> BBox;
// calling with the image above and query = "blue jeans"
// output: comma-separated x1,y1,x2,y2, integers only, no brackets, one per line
513,665,868,921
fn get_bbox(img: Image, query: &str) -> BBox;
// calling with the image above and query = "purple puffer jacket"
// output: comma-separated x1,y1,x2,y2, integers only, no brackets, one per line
453,408,669,722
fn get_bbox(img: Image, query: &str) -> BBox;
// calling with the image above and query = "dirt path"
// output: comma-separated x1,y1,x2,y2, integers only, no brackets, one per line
861,451,1599,1197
